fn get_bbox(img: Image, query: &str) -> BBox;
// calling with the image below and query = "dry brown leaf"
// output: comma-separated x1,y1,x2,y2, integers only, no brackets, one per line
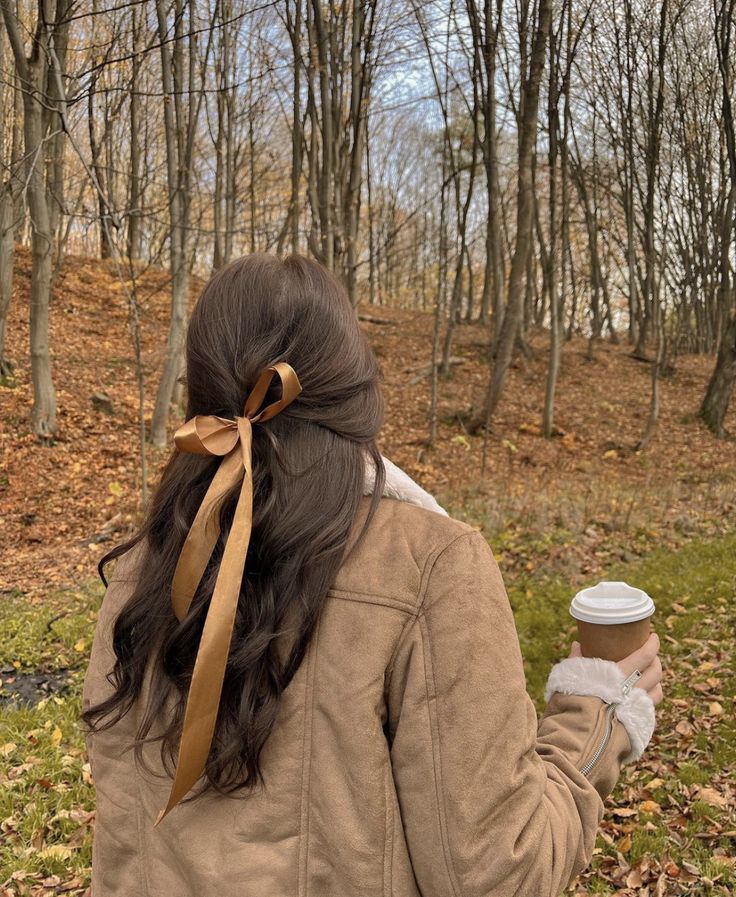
675,719,693,736
693,786,727,808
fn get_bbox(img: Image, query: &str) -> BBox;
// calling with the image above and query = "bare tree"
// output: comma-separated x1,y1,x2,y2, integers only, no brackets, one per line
211,0,238,269
469,0,553,434
0,0,73,437
281,0,304,256
466,0,504,330
127,2,145,263
149,0,208,447
2,0,734,455
0,33,24,377
700,0,736,436
302,0,379,303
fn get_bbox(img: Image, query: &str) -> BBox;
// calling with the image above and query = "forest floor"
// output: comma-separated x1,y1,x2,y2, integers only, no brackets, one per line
0,248,734,895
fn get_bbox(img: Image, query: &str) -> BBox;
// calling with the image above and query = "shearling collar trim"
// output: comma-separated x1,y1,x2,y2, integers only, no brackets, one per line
364,453,448,517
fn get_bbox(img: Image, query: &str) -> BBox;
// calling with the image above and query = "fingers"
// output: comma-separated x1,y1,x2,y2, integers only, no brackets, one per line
618,633,663,707
566,632,663,706
636,654,662,693
618,632,660,678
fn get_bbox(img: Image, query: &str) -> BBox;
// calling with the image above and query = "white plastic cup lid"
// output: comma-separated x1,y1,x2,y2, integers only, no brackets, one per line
570,581,655,625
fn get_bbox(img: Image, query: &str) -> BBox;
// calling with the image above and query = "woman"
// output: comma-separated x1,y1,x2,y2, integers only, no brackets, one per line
82,254,662,897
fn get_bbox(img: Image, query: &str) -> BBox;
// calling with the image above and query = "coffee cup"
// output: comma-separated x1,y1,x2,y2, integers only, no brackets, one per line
570,581,655,662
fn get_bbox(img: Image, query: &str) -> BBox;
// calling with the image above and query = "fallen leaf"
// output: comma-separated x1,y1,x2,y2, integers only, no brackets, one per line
694,786,727,808
675,719,693,736
37,844,73,861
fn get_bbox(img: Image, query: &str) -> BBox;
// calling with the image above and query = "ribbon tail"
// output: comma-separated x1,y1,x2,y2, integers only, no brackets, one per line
171,449,244,621
156,421,254,826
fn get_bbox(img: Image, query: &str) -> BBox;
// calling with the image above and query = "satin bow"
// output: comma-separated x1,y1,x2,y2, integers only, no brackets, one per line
155,362,302,826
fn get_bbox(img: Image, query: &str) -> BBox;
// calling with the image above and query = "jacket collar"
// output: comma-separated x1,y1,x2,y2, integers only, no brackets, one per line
364,453,448,517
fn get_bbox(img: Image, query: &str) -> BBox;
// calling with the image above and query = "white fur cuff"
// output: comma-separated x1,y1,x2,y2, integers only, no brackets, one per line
545,656,655,763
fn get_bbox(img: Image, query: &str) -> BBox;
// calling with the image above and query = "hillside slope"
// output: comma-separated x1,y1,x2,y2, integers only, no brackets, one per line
1,248,734,593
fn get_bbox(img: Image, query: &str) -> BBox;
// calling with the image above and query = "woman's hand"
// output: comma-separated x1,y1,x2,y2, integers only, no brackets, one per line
569,632,663,705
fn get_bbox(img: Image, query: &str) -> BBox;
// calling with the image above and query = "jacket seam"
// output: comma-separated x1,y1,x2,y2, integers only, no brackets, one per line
416,531,478,614
418,611,463,897
297,611,321,897
131,702,150,896
383,752,393,896
328,589,418,615
407,530,485,896
384,530,479,699
328,529,478,618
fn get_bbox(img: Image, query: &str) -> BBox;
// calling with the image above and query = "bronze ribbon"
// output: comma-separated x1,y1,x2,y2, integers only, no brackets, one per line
154,362,302,826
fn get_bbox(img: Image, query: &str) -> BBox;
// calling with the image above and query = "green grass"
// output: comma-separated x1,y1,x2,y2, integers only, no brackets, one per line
0,533,734,894
497,529,736,703
0,586,101,885
1,585,101,674
498,531,736,895
677,762,712,786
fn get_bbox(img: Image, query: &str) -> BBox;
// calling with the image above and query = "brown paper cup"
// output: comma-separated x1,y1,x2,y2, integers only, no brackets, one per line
576,615,652,662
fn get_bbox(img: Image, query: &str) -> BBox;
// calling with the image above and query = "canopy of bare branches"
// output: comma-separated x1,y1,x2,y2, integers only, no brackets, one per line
1,0,734,445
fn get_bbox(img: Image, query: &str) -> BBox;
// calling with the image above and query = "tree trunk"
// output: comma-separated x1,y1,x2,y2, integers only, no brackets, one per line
428,147,450,447
0,189,15,377
441,89,479,375
212,28,226,269
700,0,736,437
542,9,561,439
1,0,60,436
45,6,70,267
149,0,197,447
466,1,504,332
127,3,143,262
700,314,736,436
88,74,112,259
470,0,553,433
0,57,22,376
281,0,303,256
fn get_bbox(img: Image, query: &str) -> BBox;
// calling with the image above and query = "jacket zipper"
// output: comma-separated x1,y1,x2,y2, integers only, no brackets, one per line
579,703,617,777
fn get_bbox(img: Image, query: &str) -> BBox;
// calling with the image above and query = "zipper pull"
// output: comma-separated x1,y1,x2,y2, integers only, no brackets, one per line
621,669,642,696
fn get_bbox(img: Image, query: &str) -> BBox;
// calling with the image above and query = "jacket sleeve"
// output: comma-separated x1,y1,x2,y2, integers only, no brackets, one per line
385,530,634,897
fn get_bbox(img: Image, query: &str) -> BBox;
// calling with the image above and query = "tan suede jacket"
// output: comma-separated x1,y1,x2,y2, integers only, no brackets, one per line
82,495,636,897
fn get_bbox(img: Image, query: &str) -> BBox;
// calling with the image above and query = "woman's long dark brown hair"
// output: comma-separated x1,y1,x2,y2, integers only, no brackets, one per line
81,254,386,801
